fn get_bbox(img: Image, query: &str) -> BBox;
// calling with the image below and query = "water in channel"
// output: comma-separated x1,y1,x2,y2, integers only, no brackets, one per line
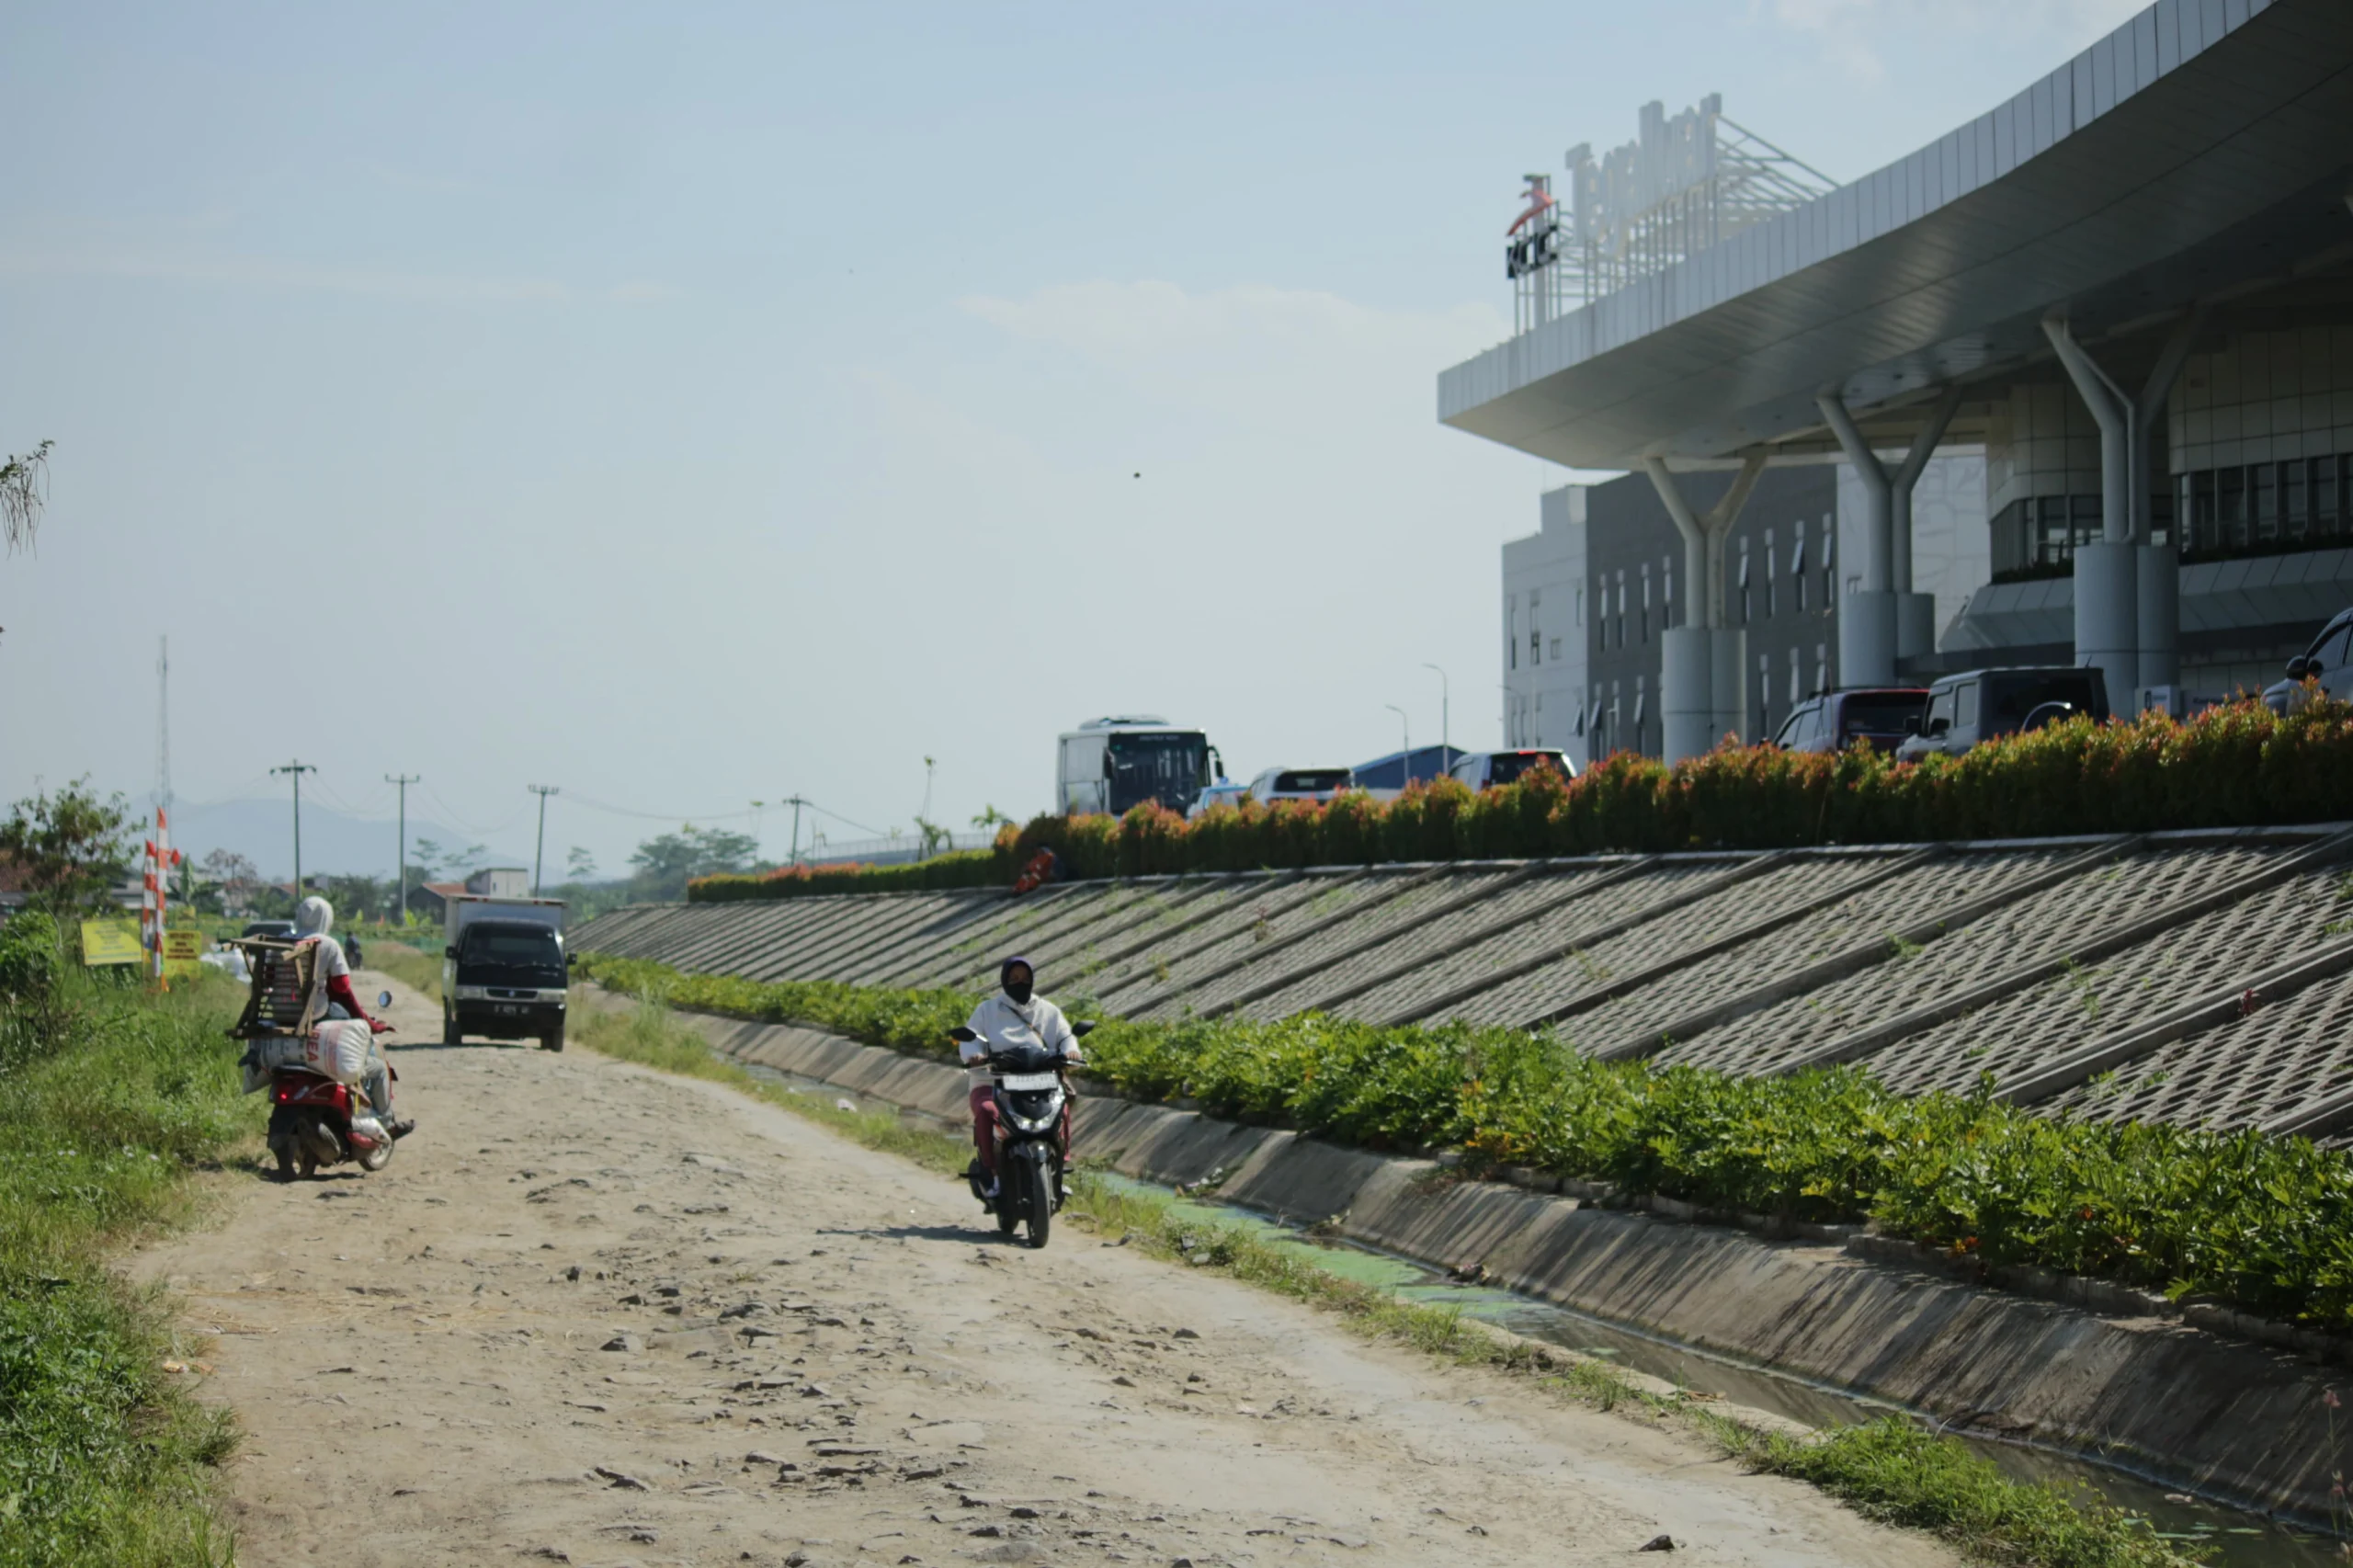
753,1068,2342,1566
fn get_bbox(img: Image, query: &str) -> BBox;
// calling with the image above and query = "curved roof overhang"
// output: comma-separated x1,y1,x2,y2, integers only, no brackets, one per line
1438,0,2353,472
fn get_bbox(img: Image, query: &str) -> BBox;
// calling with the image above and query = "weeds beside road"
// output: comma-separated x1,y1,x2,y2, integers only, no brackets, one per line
0,915,255,1568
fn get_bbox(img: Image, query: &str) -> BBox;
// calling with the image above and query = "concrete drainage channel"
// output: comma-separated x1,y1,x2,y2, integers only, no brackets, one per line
587,991,2351,1561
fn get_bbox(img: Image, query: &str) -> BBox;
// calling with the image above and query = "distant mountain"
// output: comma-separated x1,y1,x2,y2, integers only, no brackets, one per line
165,798,538,881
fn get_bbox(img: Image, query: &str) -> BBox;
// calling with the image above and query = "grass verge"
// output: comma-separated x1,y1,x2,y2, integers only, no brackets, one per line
0,950,257,1568
572,987,2201,1568
358,939,441,1002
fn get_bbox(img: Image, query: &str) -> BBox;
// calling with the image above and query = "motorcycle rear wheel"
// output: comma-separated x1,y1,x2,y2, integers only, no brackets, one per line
270,1138,298,1183
358,1137,394,1172
1022,1160,1052,1249
995,1188,1017,1236
298,1151,318,1179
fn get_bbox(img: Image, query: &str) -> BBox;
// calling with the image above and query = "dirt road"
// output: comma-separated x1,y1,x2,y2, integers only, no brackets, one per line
138,972,1957,1568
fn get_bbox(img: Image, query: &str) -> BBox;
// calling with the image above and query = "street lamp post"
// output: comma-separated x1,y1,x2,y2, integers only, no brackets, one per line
1384,704,1411,786
1422,664,1449,767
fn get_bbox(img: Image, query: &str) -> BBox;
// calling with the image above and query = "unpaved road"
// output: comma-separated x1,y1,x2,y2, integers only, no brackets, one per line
138,971,1957,1568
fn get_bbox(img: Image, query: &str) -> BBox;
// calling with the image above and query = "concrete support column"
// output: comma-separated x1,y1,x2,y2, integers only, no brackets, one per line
1888,385,1964,659
1645,451,1768,764
2043,310,2204,707
1817,389,1959,683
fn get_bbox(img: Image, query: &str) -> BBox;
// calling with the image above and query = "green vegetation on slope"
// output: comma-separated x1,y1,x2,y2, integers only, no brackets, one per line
578,952,2353,1335
0,915,256,1568
689,697,2353,901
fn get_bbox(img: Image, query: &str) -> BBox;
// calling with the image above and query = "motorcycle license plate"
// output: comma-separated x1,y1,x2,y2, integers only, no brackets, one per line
997,1072,1059,1090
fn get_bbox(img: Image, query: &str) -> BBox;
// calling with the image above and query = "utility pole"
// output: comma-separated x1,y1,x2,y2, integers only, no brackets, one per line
750,800,765,864
271,760,316,903
1422,663,1450,767
528,785,560,895
783,794,809,867
386,773,420,923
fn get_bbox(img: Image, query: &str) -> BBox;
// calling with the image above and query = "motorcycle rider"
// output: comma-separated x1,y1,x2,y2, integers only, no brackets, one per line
961,955,1080,1202
292,896,413,1140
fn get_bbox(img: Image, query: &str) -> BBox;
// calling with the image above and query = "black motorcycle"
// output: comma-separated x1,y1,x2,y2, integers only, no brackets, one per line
951,1019,1094,1248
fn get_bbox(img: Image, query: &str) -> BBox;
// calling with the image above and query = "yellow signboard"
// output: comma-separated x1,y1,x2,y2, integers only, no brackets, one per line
79,917,144,967
162,928,206,979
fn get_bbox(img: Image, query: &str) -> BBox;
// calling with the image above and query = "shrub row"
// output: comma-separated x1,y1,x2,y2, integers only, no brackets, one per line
685,696,2353,901
690,846,1009,903
580,951,2353,1333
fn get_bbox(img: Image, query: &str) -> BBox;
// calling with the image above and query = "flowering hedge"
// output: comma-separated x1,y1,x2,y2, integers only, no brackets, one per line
580,951,2353,1333
687,697,2353,902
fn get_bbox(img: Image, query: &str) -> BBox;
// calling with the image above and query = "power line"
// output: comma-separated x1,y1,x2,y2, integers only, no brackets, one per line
561,790,758,823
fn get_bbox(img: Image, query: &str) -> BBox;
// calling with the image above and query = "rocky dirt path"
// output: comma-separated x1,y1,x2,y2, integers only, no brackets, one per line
136,971,1958,1568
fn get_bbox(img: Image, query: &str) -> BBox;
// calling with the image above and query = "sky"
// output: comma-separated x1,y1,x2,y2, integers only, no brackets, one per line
1,0,2147,879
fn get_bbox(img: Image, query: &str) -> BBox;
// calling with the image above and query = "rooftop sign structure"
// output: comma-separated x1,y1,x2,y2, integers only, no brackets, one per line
1507,95,1836,334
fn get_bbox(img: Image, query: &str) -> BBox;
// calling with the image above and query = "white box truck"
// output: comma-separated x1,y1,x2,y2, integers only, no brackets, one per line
440,894,571,1051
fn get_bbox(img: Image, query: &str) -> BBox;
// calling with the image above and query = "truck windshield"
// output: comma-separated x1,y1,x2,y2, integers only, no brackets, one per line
1106,731,1211,815
460,926,564,980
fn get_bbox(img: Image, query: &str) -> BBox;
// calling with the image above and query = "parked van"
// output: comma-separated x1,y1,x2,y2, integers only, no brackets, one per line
1245,767,1354,805
1770,688,1929,754
1894,667,2109,762
1448,749,1575,790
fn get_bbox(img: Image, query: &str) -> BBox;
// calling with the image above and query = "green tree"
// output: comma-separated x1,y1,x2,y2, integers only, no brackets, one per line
971,804,1013,832
629,824,759,898
0,777,132,917
565,846,597,882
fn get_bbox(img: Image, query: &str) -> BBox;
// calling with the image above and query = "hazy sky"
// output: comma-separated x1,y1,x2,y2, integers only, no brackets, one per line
3,0,2143,877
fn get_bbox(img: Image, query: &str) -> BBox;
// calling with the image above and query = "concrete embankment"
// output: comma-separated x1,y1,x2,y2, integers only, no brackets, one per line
597,991,2350,1522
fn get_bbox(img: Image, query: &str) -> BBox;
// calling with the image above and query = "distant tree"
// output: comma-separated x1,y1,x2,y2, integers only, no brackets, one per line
411,838,448,878
196,848,262,915
628,824,758,898
565,846,597,882
971,804,1013,832
324,873,389,923
0,777,133,917
914,816,951,860
2,439,52,556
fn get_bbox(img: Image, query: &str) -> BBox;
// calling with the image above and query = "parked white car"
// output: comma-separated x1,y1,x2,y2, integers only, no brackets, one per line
1245,767,1354,805
1186,779,1252,819
1448,749,1575,790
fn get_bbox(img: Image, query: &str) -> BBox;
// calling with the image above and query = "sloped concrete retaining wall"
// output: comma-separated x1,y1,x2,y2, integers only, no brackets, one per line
603,992,2347,1522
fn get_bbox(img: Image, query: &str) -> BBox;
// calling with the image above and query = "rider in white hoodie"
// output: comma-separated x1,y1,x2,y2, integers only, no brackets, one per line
961,955,1082,1199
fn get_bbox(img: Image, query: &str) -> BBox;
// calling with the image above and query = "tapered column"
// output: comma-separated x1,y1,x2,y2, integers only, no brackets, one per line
1646,451,1766,763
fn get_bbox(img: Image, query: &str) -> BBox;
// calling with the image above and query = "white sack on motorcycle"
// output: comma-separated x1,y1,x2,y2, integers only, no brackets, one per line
303,1019,374,1085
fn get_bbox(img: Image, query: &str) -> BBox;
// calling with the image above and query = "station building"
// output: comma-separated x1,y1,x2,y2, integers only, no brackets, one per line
1457,0,2353,763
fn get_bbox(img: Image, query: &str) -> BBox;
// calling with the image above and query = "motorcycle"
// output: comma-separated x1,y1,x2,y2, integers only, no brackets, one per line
265,989,398,1182
952,1018,1095,1249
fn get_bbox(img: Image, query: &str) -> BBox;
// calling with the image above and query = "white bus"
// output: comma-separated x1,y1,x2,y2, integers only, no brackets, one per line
1056,717,1222,818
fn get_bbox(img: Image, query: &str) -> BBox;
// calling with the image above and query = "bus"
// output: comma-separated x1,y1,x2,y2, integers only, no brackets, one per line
1055,717,1222,818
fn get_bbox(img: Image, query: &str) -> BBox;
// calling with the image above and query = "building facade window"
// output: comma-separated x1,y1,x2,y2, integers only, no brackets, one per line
2177,454,2353,560
1765,526,1778,618
1738,540,1752,624
1821,517,1836,608
1792,533,1807,614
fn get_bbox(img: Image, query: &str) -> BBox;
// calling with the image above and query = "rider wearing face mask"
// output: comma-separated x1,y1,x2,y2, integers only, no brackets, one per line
293,896,414,1141
961,956,1080,1200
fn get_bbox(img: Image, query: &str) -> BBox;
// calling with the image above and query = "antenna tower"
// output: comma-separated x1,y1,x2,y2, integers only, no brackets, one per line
154,636,172,811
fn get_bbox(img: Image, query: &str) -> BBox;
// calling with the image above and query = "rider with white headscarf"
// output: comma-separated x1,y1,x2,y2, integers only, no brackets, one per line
294,896,412,1140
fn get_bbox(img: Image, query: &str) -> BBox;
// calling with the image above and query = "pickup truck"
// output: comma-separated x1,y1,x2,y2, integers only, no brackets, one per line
441,894,571,1051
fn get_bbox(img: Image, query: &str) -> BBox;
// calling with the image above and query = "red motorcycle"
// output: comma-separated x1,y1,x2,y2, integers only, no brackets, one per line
264,989,398,1181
